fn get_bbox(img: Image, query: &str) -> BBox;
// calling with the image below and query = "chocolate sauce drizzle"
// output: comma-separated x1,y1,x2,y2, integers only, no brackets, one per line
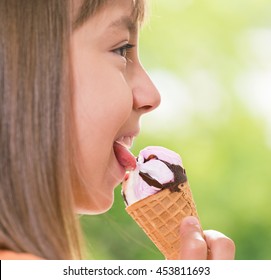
139,155,187,193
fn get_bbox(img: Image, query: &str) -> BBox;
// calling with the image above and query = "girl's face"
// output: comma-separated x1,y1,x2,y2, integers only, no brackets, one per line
71,0,160,213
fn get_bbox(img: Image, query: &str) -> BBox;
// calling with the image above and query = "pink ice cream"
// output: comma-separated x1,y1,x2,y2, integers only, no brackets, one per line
122,146,187,206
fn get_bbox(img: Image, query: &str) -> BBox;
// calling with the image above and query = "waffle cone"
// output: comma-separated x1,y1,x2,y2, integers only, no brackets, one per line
126,181,199,260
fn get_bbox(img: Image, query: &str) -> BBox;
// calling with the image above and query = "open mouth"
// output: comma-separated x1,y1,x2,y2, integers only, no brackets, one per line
113,137,136,171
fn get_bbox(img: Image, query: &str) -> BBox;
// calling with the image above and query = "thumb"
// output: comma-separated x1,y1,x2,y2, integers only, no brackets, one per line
179,216,207,260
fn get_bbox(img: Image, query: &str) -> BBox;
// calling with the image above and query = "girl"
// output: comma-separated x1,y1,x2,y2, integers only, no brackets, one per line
0,0,235,260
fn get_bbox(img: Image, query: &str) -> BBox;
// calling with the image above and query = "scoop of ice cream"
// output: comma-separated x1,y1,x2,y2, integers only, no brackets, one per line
122,146,187,206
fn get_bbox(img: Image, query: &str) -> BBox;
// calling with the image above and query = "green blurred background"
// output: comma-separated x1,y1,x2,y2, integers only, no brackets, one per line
81,0,271,259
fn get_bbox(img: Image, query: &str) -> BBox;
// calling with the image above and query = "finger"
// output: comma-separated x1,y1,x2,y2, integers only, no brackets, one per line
179,216,207,260
204,230,235,260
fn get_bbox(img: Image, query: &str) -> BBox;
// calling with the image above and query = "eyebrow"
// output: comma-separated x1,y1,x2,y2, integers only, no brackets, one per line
73,1,138,32
107,16,137,33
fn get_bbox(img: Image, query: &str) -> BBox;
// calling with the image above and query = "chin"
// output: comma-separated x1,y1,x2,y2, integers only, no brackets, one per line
76,192,115,215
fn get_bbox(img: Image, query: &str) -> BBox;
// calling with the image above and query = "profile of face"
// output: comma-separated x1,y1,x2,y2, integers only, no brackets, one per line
70,0,160,214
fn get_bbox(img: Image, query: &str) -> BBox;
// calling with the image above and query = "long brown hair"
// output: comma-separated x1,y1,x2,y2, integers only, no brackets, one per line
0,0,146,260
0,0,82,259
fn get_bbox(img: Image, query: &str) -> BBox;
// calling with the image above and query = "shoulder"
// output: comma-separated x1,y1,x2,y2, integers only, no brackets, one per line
0,250,43,260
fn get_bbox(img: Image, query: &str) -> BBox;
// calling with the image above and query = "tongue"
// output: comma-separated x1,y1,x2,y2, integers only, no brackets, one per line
113,142,136,171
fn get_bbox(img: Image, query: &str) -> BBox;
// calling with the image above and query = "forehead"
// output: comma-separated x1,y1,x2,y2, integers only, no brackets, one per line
73,0,145,30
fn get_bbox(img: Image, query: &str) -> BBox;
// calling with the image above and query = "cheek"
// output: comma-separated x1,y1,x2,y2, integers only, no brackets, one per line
71,46,133,121
73,66,133,140
71,55,133,180
73,53,132,121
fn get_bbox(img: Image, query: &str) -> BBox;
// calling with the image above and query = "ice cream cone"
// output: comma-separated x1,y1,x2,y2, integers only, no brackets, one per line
125,180,199,260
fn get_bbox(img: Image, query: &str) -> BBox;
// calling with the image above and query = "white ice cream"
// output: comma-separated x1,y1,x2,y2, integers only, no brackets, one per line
122,146,185,206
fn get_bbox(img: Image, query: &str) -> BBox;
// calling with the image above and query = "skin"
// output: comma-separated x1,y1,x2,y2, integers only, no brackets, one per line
70,0,160,214
0,0,235,260
72,0,235,259
180,216,235,260
0,251,42,260
70,0,235,259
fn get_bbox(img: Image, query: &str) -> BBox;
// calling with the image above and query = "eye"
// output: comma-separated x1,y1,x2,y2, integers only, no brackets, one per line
112,43,135,59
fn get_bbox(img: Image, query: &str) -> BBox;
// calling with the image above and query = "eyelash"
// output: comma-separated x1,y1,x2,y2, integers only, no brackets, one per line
113,43,135,59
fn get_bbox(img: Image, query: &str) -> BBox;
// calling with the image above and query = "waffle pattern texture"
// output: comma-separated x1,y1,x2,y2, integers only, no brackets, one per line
126,182,199,259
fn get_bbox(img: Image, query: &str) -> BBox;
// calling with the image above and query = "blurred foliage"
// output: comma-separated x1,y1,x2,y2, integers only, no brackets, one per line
81,0,271,259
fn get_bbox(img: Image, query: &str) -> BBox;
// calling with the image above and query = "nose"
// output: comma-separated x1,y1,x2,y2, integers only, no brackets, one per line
132,64,161,114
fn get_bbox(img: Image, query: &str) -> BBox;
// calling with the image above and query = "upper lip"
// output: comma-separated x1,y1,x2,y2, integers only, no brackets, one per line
115,136,134,149
114,130,140,149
